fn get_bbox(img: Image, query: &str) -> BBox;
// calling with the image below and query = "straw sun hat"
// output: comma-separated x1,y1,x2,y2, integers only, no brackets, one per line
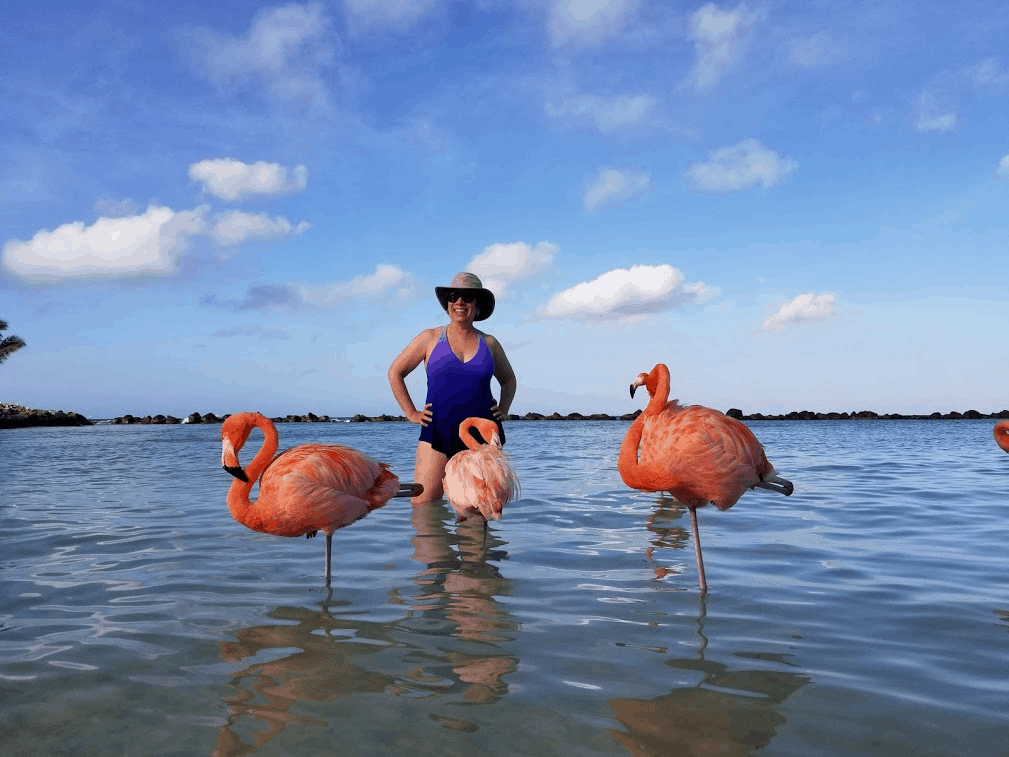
435,272,495,321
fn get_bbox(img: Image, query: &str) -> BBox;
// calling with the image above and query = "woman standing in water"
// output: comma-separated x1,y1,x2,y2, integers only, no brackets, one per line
389,272,517,504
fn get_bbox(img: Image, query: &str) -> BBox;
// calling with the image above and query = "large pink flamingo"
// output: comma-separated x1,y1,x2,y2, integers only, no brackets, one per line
443,417,519,524
618,364,794,594
995,421,1009,453
221,412,421,582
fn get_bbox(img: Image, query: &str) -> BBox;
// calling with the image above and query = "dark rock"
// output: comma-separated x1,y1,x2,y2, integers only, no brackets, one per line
548,412,564,420
0,407,93,429
853,410,879,419
166,415,181,424
506,414,521,421
565,412,585,420
725,408,743,419
619,409,642,421
997,410,1009,419
351,414,369,422
963,409,982,419
945,411,963,419
929,412,942,419
185,412,203,424
587,413,614,420
522,412,545,420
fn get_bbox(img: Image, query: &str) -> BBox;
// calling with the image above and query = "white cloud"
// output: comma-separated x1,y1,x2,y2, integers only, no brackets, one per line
2,204,310,283
181,3,334,109
226,263,414,309
995,154,1009,180
344,0,442,31
964,57,1009,93
189,159,308,201
538,264,711,321
916,112,957,133
2,205,208,282
548,0,639,47
683,139,796,194
913,88,957,133
583,167,652,212
210,211,310,246
787,31,842,67
687,3,760,91
762,293,835,330
546,93,656,133
466,241,556,298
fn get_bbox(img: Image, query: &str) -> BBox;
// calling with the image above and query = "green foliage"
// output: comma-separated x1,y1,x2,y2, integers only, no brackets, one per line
0,319,27,365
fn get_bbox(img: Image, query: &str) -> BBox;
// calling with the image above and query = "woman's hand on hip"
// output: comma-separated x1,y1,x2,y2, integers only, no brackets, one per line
491,404,505,421
410,403,433,426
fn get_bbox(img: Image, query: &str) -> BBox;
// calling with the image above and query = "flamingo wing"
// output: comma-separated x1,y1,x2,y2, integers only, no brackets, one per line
640,403,770,509
444,448,519,521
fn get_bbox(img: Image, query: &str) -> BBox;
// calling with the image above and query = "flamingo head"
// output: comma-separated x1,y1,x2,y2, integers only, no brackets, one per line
221,413,260,482
629,371,650,399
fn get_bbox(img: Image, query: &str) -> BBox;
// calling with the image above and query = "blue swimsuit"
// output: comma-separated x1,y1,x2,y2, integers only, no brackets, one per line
419,327,505,459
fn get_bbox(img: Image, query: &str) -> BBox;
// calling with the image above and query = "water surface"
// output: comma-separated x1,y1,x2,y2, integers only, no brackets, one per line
2,419,1008,755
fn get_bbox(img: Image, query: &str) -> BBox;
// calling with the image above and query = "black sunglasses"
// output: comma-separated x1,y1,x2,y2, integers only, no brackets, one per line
446,291,477,303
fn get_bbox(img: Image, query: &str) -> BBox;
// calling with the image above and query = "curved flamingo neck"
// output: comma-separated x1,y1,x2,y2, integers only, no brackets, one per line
460,417,498,449
644,364,670,416
995,420,1009,453
227,414,279,520
618,414,650,490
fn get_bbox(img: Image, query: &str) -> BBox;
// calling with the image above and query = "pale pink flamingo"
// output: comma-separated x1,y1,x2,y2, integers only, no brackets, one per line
221,412,421,582
618,364,794,594
443,417,519,525
995,421,1009,453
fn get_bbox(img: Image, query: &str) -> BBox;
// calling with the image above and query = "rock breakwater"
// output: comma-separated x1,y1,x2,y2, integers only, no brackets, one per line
0,403,92,429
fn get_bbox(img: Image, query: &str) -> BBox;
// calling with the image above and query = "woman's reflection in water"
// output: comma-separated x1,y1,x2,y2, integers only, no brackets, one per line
391,502,519,710
607,596,810,757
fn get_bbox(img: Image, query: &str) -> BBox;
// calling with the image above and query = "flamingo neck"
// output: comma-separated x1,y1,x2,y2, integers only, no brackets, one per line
226,414,279,520
617,414,648,489
645,364,670,416
460,418,498,450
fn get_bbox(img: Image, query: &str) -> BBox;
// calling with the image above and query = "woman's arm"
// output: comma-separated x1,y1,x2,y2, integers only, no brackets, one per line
388,329,435,426
485,335,517,417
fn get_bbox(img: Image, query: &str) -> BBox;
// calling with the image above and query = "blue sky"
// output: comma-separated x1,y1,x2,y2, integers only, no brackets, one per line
2,0,1007,418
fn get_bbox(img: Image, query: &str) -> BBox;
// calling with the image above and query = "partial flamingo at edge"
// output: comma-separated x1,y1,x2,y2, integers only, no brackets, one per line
995,421,1009,454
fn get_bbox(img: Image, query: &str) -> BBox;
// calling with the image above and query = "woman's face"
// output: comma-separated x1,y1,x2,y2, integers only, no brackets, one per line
447,291,477,324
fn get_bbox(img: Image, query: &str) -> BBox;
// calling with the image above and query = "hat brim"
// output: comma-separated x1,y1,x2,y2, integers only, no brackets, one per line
435,286,495,321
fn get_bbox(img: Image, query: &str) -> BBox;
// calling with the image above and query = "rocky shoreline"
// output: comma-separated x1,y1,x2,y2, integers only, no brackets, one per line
4,404,1008,430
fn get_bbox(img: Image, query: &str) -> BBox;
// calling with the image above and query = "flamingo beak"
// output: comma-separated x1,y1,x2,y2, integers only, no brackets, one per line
223,464,248,482
629,383,637,398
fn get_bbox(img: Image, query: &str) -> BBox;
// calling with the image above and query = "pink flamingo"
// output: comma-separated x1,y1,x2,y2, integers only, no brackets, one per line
221,412,421,582
443,417,519,524
996,421,1009,453
618,364,794,594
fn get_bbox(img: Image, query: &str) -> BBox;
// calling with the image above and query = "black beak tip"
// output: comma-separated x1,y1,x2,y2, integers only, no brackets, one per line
223,464,248,482
629,384,637,398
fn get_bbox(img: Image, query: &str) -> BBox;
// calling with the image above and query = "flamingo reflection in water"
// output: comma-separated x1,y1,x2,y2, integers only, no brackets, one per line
607,596,811,757
210,597,401,756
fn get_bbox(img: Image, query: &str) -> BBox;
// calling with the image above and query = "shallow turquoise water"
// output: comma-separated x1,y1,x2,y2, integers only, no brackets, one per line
2,419,1008,755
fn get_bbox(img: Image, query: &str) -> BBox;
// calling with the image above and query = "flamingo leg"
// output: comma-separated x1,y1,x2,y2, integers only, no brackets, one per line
325,533,333,584
689,506,707,595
